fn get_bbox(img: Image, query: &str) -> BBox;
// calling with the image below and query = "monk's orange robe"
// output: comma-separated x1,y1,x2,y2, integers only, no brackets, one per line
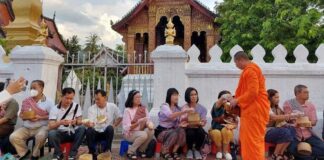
235,62,270,160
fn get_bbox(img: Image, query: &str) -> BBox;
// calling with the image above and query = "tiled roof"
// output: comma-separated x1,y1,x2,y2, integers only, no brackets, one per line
112,0,217,31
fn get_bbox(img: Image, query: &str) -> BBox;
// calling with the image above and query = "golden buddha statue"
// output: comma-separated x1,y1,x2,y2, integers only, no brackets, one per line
165,18,176,45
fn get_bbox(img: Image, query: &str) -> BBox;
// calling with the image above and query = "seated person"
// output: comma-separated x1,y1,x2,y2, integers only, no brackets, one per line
48,88,86,160
266,89,302,160
155,88,193,160
209,90,238,160
10,80,54,160
84,90,122,159
122,90,154,160
283,85,324,160
0,82,19,155
180,87,207,160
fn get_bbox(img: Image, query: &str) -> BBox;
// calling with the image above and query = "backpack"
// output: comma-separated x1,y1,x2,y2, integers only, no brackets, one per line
145,139,156,158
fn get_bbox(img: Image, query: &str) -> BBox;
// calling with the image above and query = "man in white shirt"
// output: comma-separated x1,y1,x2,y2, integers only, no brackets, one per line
0,77,26,104
10,80,54,160
48,88,86,160
84,89,122,159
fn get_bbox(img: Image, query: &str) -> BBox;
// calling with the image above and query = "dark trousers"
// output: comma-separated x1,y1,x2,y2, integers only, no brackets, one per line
0,135,16,154
288,135,324,160
86,125,114,154
48,126,86,157
185,127,205,150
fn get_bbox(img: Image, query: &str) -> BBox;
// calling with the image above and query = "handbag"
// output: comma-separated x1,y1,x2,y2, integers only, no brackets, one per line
200,130,211,157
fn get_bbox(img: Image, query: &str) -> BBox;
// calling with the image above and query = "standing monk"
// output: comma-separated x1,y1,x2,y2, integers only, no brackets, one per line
229,51,270,160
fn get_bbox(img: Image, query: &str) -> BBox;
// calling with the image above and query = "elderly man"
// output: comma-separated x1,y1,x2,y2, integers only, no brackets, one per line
284,84,324,160
10,80,54,160
84,89,122,159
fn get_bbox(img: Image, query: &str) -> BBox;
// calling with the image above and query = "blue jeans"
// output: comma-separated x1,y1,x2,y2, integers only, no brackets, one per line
288,135,324,160
48,126,86,157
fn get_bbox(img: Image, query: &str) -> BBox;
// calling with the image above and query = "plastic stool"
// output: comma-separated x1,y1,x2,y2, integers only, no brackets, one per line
265,143,275,157
119,140,130,156
155,142,162,153
60,143,72,160
211,142,217,154
154,142,162,158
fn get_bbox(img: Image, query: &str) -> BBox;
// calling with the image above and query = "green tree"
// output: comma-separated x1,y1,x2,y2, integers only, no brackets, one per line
0,38,10,54
216,0,324,63
84,33,101,58
64,35,81,62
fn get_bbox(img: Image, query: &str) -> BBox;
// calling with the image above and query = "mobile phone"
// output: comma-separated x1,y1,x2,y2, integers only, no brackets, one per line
21,80,28,91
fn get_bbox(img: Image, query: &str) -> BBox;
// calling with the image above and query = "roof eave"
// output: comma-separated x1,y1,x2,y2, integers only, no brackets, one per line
43,16,67,54
0,0,15,21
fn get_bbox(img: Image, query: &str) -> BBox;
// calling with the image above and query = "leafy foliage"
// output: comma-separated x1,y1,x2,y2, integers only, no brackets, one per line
215,0,324,63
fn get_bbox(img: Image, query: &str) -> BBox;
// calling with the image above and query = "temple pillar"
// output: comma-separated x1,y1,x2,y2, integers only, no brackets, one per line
148,13,156,62
127,34,135,74
183,16,192,51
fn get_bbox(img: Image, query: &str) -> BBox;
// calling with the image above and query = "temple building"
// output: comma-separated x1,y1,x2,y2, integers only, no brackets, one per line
0,0,15,38
42,16,67,55
112,0,220,74
4,0,67,55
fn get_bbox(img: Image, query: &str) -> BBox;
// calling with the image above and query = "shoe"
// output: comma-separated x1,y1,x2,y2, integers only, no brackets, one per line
52,154,64,160
161,153,173,160
138,151,146,158
126,152,137,160
31,156,39,160
186,150,194,159
68,156,76,160
18,150,31,160
216,152,223,159
224,152,233,160
173,152,181,160
193,149,202,160
271,154,284,160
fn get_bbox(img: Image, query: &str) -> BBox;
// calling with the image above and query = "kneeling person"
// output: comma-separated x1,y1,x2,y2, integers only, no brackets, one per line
84,90,122,158
48,88,86,160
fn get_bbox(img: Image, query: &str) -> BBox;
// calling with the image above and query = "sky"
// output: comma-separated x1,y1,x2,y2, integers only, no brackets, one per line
43,0,217,49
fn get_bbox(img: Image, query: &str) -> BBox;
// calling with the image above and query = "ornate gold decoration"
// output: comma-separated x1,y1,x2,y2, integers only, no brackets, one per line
35,18,48,46
165,18,176,45
4,0,45,48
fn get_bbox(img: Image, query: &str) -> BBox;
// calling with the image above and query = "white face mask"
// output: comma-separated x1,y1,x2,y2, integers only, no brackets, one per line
30,89,39,97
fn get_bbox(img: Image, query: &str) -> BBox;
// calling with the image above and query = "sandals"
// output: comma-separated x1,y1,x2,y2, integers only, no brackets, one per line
126,153,137,160
138,151,146,158
271,154,284,160
161,153,173,160
173,152,181,160
284,151,294,160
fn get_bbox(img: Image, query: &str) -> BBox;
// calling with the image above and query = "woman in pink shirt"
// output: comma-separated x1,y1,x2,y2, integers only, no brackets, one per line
122,90,154,160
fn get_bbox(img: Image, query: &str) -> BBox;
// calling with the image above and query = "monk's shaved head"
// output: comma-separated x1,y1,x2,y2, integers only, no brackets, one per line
234,51,251,70
234,51,249,60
